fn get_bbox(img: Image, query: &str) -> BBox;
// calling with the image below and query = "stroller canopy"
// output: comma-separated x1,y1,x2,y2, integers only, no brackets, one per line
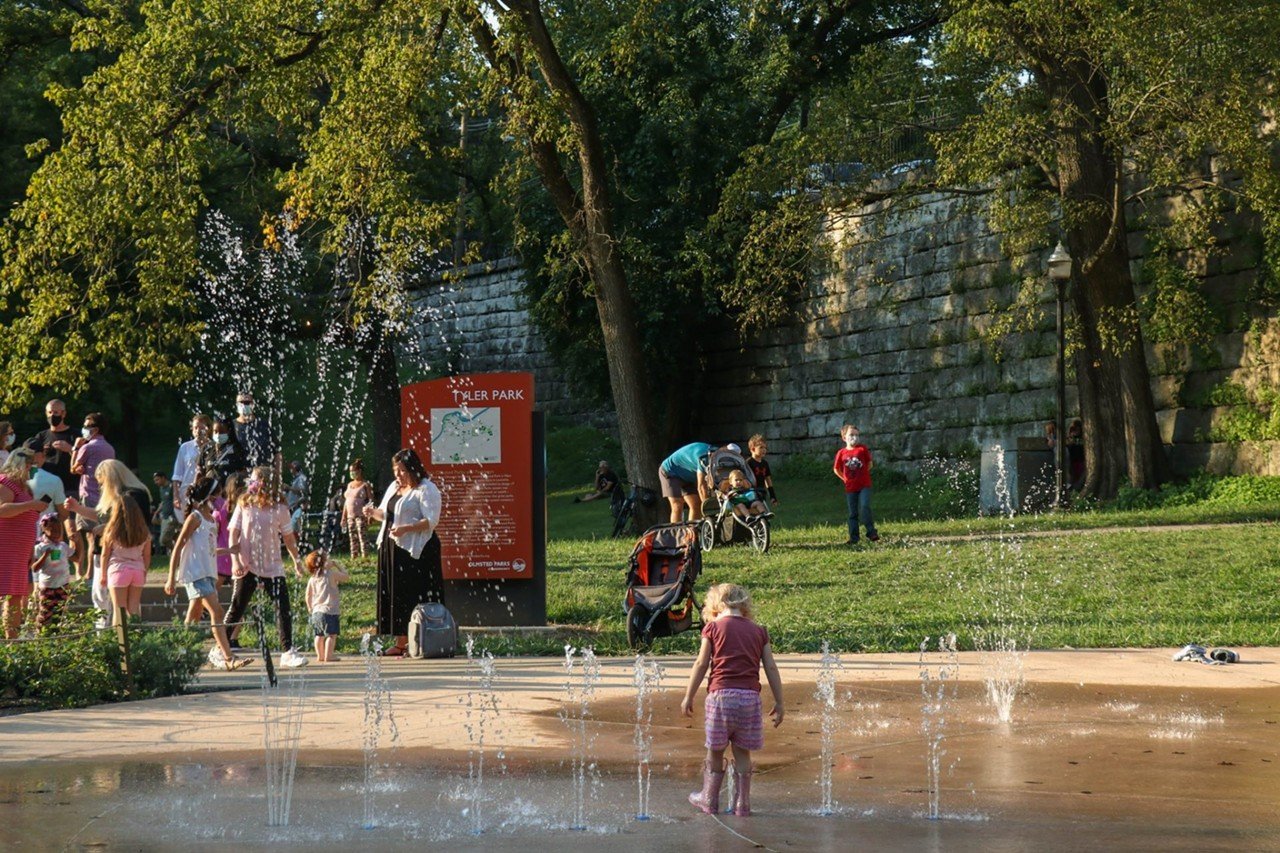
702,448,757,490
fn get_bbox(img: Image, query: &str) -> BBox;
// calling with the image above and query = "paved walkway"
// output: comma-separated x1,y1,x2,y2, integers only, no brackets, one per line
3,647,1277,763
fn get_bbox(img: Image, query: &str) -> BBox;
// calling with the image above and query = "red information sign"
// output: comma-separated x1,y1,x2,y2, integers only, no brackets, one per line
401,372,536,580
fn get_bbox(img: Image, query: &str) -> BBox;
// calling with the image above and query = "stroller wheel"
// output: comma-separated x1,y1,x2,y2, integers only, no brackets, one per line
698,518,716,553
626,605,652,651
748,517,770,554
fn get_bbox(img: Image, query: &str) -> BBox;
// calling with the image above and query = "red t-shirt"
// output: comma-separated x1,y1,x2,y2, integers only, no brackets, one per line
834,445,872,492
703,615,770,693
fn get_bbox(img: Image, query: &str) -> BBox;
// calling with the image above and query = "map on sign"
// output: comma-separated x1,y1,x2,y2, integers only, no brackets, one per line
430,407,502,464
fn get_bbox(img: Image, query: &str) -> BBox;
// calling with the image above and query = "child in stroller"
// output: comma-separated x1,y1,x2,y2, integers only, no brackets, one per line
722,470,768,521
698,447,772,554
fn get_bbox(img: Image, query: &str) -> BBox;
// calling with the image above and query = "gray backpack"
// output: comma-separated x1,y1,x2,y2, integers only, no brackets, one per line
407,602,458,659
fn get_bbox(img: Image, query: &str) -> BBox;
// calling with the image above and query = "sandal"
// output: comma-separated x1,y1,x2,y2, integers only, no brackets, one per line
379,645,408,657
223,657,253,671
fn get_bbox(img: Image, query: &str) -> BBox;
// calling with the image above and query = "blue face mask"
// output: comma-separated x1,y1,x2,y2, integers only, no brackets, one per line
214,433,229,446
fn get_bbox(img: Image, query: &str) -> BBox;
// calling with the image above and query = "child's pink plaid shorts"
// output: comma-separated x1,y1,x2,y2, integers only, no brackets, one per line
704,688,764,750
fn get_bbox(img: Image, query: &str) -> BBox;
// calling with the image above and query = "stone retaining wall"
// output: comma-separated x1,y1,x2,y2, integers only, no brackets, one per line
414,193,1279,472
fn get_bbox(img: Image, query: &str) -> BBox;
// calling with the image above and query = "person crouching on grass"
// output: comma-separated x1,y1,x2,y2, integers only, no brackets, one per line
680,583,785,817
165,477,249,670
304,550,348,662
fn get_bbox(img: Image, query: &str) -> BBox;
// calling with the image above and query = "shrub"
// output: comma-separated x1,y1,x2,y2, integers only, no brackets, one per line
0,613,206,711
126,623,207,699
0,612,121,709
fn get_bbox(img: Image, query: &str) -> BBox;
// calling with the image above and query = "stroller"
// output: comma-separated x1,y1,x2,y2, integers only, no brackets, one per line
623,522,703,650
698,447,772,554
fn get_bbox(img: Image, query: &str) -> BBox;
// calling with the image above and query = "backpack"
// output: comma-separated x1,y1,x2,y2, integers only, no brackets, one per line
407,602,458,659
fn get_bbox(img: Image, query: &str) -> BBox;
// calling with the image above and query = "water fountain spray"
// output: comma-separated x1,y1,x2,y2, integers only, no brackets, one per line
632,653,664,820
361,634,400,829
919,633,958,820
816,640,845,816
261,671,307,827
462,635,500,835
562,644,601,831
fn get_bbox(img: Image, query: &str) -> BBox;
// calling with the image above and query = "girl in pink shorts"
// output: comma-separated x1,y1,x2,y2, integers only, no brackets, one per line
680,583,785,816
99,492,151,626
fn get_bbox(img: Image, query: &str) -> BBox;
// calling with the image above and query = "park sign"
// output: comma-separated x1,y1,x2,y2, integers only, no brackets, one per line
401,372,538,581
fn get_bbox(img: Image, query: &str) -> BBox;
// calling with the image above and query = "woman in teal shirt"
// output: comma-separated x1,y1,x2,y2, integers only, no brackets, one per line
659,442,714,524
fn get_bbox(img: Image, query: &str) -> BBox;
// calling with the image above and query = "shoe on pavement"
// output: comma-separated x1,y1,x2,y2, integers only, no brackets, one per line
223,657,252,671
280,648,309,668
207,646,227,667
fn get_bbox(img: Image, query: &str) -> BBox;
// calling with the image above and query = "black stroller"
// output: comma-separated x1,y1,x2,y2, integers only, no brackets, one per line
623,522,703,650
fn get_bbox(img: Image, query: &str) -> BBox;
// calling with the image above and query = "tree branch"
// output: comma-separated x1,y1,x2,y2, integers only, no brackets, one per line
462,1,586,239
157,30,326,140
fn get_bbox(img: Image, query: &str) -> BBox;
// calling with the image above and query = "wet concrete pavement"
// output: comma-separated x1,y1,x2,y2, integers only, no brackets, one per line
2,649,1278,850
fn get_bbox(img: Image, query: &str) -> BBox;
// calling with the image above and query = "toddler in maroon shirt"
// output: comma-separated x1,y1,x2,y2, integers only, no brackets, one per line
680,583,785,816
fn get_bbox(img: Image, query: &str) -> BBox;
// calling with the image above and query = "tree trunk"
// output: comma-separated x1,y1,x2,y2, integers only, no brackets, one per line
508,2,666,512
1047,58,1169,497
363,332,401,496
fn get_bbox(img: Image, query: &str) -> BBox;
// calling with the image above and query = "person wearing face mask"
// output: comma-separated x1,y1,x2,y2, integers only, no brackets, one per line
70,412,115,567
208,418,248,485
232,391,280,479
832,423,878,546
171,414,212,521
28,398,79,496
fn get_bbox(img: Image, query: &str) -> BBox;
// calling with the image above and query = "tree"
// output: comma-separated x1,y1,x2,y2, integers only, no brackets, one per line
920,0,1280,496
1,0,942,512
454,0,941,504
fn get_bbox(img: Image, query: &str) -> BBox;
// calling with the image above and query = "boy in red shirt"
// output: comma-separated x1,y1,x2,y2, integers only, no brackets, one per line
833,423,878,545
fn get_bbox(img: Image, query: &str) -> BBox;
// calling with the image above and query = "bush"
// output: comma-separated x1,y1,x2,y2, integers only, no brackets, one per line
1112,473,1280,512
0,613,206,710
127,623,207,699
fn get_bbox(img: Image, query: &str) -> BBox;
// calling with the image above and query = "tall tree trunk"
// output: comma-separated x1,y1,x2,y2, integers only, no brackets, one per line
1047,58,1169,497
363,333,401,495
500,2,665,525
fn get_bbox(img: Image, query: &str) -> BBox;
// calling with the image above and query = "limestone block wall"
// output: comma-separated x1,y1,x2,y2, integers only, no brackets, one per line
414,194,1279,475
696,188,1278,472
410,257,612,428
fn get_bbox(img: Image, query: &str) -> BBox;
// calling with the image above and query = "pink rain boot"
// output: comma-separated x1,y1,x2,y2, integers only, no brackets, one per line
688,761,725,814
731,768,753,816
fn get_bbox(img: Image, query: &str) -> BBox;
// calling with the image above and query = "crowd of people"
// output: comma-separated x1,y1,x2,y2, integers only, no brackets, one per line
0,394,447,667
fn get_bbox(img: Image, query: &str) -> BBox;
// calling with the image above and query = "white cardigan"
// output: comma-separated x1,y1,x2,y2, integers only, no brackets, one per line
374,479,442,559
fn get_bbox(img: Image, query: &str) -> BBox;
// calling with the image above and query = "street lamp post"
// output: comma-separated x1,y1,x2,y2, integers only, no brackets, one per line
1047,241,1073,508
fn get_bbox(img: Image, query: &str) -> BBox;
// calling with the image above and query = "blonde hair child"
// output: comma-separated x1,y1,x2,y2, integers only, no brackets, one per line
98,492,151,626
680,583,784,817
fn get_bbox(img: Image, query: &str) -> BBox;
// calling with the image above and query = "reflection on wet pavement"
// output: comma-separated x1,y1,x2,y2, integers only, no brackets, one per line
3,680,1276,851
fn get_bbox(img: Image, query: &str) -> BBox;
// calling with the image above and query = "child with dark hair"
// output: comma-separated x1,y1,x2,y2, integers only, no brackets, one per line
165,477,248,670
31,515,72,631
745,435,778,507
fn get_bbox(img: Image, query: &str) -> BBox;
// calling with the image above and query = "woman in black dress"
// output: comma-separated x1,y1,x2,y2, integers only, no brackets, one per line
365,448,443,655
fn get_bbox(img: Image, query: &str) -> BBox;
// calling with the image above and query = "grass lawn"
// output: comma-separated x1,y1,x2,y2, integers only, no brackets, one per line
314,472,1280,657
